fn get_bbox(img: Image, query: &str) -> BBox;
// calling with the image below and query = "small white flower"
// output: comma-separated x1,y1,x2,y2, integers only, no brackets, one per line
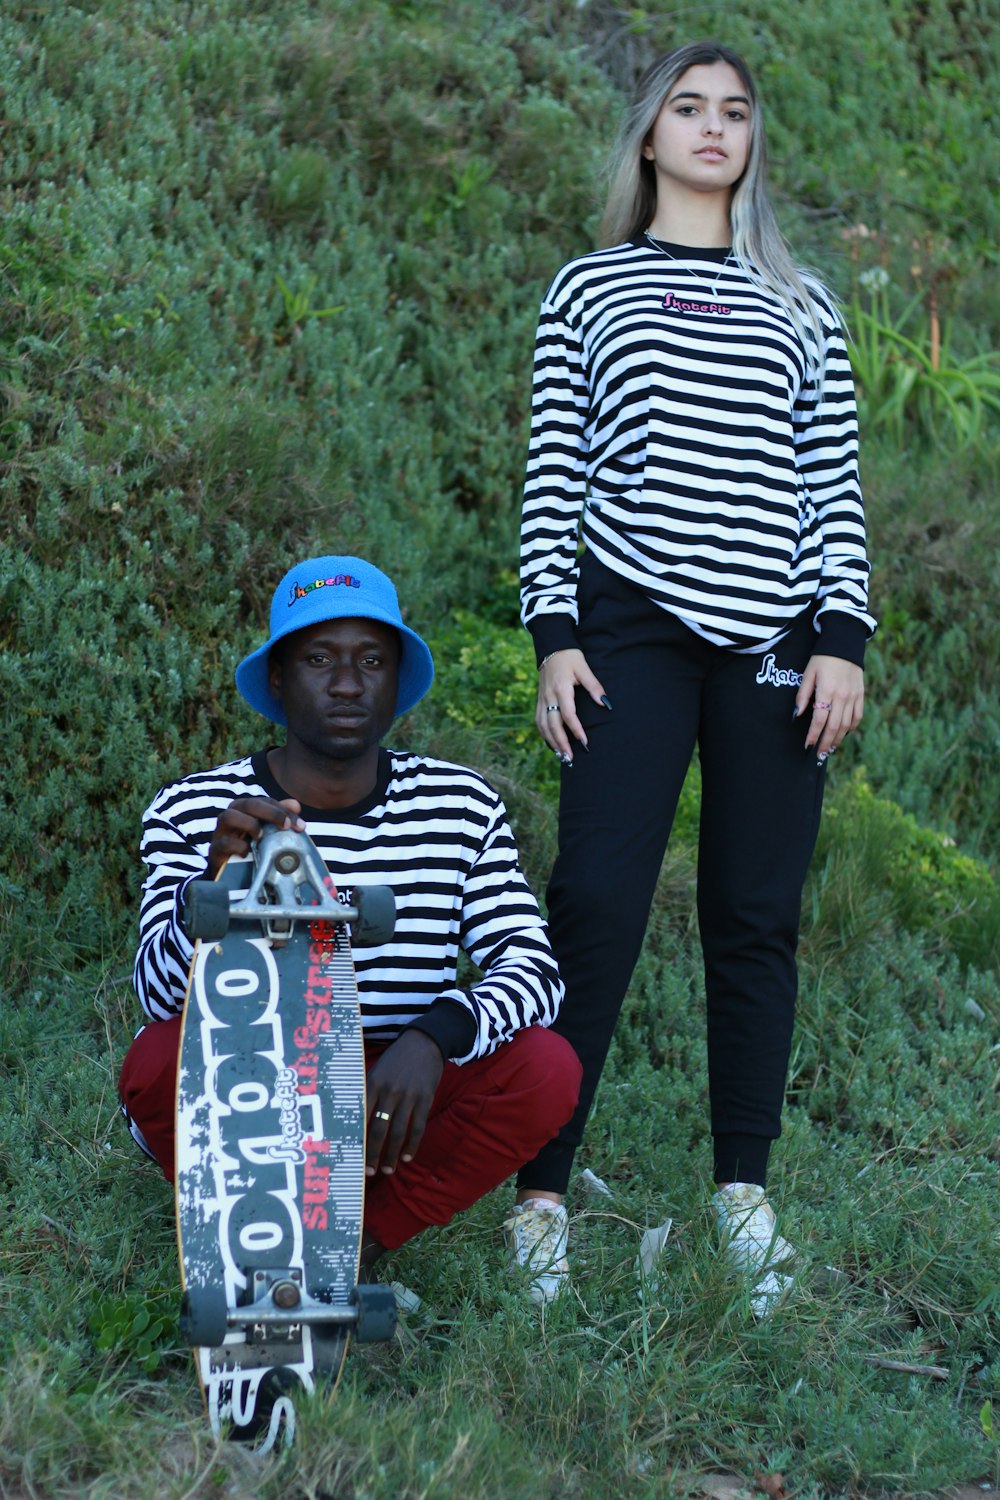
859,266,890,291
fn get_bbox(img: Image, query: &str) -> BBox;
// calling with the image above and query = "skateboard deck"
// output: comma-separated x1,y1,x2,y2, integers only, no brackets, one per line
175,826,396,1450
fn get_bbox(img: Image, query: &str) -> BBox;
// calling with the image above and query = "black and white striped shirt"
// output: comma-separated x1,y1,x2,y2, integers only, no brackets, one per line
133,748,563,1064
520,239,875,664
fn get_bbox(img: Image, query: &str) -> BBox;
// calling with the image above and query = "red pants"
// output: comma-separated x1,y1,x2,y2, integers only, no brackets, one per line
119,1020,580,1251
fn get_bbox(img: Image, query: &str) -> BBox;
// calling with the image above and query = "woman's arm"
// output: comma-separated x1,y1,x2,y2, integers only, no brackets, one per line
519,295,592,663
519,288,610,756
791,301,873,758
793,301,877,652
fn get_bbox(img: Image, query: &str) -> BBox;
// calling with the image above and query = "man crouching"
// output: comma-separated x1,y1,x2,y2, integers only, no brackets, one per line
118,554,581,1284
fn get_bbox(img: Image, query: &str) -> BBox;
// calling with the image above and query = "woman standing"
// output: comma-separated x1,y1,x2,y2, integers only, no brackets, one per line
504,40,874,1312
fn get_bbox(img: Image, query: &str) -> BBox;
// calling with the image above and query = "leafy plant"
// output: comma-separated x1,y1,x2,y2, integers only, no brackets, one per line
848,268,1000,447
274,272,344,336
88,1291,175,1375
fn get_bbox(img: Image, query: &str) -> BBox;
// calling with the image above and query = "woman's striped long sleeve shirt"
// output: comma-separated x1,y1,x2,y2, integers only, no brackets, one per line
520,238,875,663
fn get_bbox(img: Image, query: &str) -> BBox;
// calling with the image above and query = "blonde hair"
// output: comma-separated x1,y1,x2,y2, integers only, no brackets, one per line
600,41,827,364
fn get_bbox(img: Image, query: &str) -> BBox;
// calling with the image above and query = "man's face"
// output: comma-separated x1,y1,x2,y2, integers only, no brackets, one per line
268,617,401,762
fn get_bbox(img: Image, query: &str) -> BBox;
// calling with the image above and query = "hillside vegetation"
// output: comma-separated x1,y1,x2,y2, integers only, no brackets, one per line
1,2,998,1496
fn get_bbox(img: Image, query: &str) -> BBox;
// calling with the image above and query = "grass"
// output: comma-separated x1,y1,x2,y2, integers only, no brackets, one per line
2,838,998,1498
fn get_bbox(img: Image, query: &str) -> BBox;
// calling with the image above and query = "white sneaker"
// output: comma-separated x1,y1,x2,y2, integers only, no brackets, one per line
712,1183,796,1317
502,1199,569,1304
390,1281,422,1316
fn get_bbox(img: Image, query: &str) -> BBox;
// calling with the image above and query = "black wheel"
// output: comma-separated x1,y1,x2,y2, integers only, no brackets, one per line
354,886,395,946
183,881,230,942
350,1282,397,1343
179,1282,229,1348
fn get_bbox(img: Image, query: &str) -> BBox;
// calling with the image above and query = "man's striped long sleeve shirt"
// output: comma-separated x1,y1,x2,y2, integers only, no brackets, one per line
133,747,563,1065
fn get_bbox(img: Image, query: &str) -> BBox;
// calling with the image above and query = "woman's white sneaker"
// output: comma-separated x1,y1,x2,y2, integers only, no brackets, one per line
712,1182,796,1317
502,1199,569,1304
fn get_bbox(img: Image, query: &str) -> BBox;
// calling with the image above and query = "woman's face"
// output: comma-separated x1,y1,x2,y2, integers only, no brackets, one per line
641,61,752,202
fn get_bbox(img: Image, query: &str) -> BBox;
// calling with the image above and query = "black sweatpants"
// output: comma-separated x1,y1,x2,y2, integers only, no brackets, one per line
518,553,827,1195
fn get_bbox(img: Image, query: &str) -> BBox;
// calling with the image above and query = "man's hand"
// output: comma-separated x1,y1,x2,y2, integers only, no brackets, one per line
206,796,306,877
365,1030,445,1177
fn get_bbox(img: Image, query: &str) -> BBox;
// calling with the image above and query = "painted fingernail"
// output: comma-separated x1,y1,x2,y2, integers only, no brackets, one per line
817,752,829,766
600,695,613,710
792,706,802,720
560,754,574,768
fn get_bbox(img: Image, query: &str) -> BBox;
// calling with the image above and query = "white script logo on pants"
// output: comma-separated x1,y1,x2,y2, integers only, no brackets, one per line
755,653,803,689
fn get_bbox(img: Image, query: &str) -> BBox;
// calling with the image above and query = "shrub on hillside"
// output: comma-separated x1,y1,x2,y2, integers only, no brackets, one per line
811,772,999,971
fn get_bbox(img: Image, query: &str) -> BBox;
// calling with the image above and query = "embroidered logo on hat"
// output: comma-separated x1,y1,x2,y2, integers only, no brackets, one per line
288,574,362,606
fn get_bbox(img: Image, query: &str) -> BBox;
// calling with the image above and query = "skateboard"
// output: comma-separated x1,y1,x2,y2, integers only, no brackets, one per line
175,825,398,1451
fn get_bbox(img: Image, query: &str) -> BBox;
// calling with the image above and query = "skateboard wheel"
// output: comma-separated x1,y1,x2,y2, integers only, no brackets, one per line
179,1283,229,1348
353,886,395,947
350,1282,397,1343
183,881,231,942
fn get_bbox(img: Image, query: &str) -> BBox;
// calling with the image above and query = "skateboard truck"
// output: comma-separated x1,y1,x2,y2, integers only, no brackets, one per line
183,826,395,947
180,1268,397,1349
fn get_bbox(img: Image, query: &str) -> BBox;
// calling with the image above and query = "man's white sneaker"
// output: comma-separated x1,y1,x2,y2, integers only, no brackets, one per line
712,1182,796,1317
502,1199,569,1305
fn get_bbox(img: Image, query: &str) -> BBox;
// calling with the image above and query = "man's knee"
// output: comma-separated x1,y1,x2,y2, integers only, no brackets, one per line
503,1026,582,1130
118,1017,181,1122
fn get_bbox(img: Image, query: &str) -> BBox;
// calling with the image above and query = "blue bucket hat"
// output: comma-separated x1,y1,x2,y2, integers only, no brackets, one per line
235,555,435,725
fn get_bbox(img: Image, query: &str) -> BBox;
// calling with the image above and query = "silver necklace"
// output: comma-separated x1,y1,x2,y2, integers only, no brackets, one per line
644,231,734,300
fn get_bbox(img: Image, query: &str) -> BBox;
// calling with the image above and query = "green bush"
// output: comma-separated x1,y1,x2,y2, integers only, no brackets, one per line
812,771,999,971
857,444,1000,860
428,606,703,849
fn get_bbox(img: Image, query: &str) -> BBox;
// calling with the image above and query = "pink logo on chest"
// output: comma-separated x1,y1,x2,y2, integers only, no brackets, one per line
662,290,732,317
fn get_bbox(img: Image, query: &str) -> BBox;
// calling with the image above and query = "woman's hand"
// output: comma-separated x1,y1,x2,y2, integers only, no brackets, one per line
536,649,609,764
795,655,864,761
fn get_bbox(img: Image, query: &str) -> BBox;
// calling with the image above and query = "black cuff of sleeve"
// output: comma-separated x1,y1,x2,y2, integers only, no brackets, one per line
527,615,580,667
813,612,869,668
405,999,478,1061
